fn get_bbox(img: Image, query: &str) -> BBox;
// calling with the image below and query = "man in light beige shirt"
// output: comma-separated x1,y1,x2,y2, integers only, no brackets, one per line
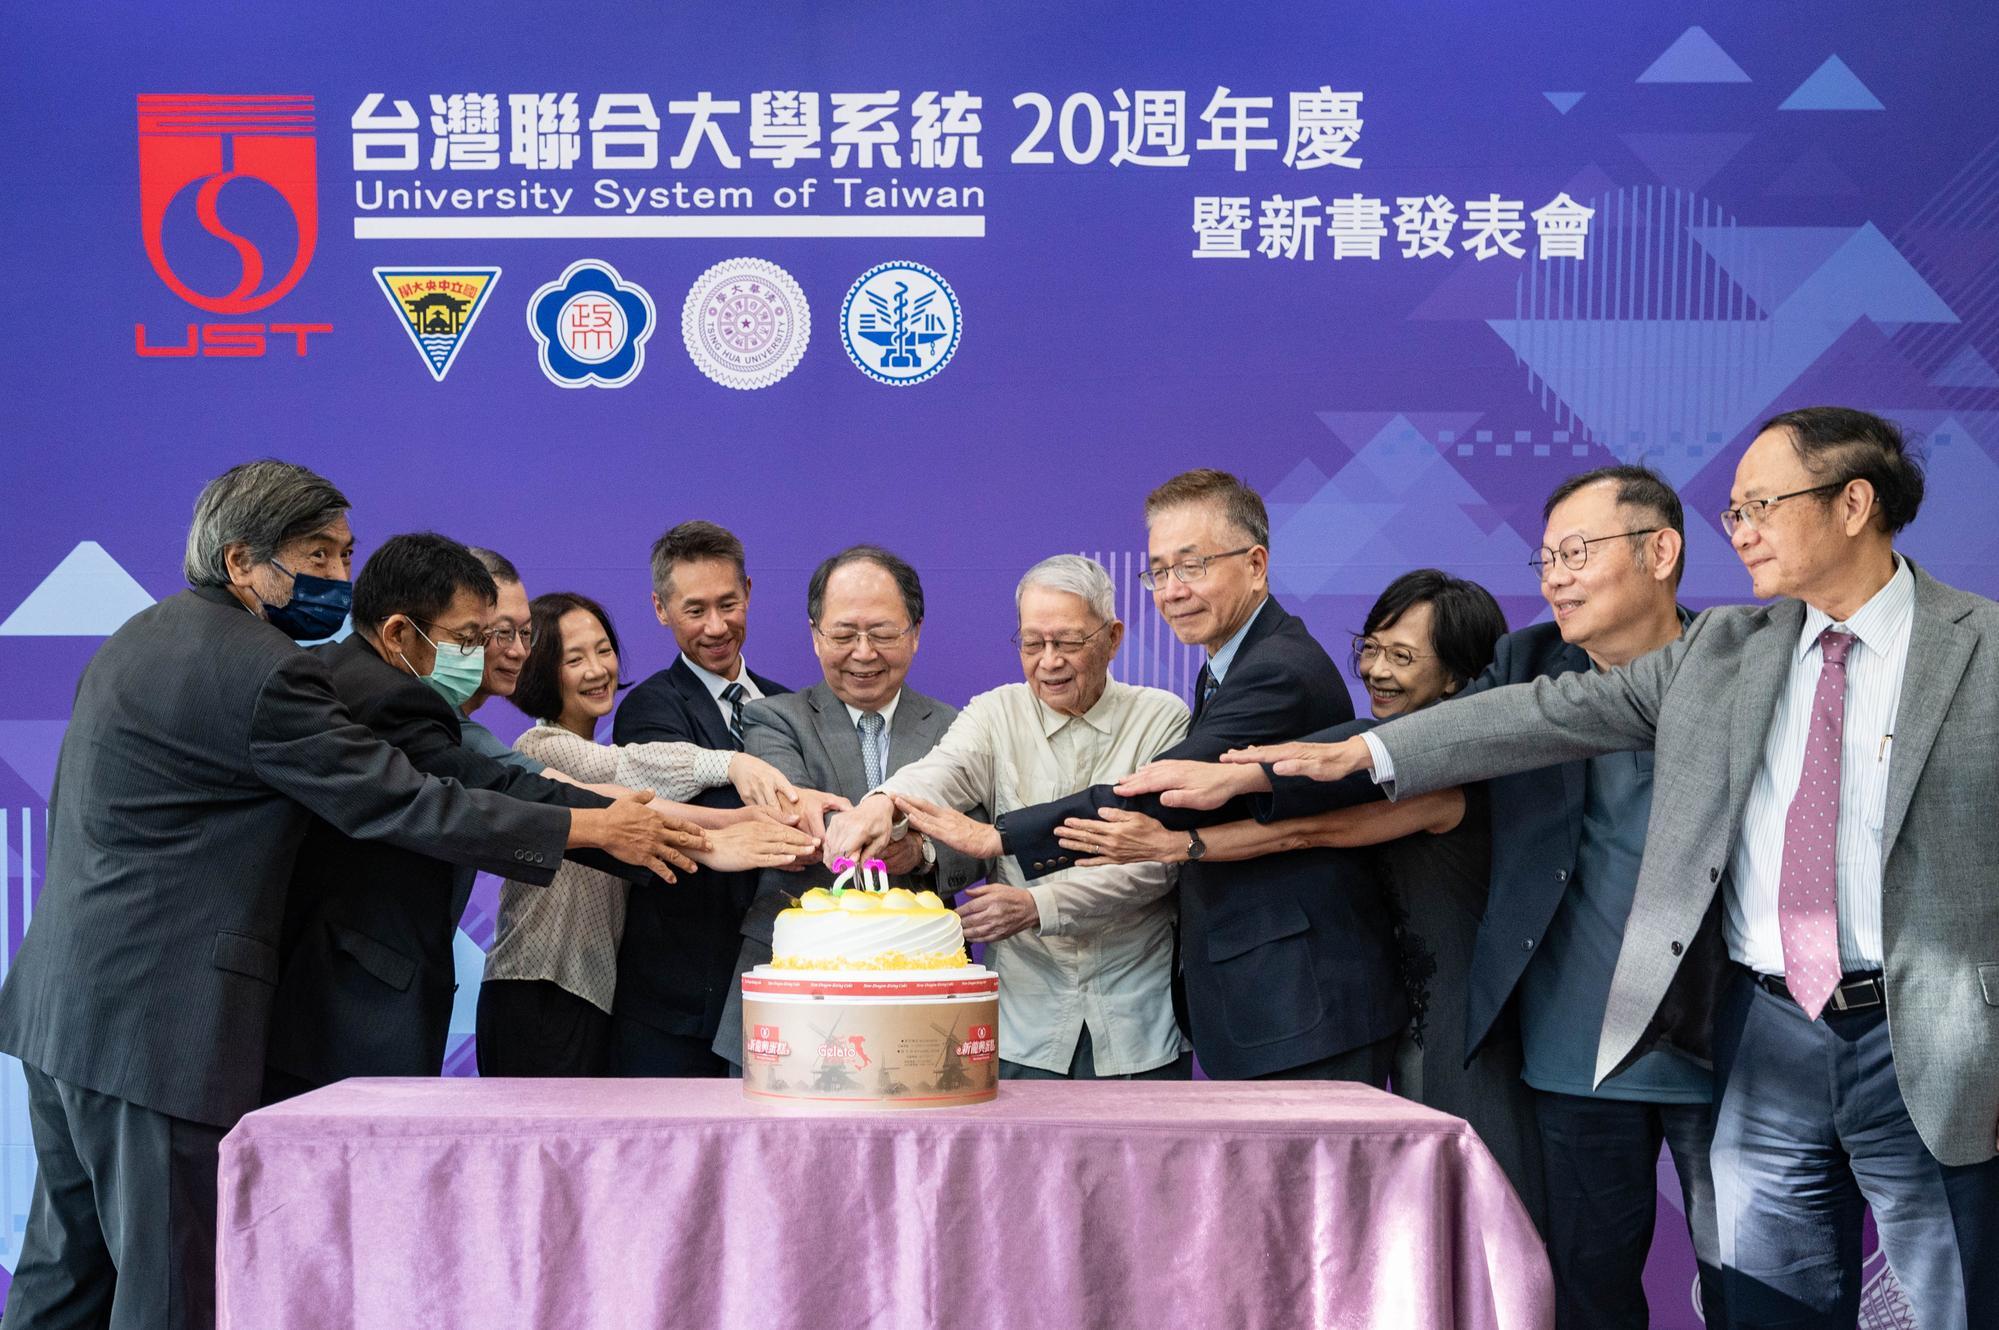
827,555,1191,1078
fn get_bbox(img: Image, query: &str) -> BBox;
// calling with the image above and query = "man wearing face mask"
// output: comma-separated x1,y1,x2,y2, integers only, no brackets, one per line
261,533,711,1102
0,463,695,1330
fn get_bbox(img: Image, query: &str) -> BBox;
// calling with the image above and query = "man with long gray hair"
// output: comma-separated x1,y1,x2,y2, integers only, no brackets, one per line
0,460,695,1330
828,555,1193,1079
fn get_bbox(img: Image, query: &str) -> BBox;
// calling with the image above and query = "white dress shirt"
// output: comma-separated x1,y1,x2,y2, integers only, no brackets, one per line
874,680,1192,1075
680,651,764,735
842,689,901,735
1726,557,1913,975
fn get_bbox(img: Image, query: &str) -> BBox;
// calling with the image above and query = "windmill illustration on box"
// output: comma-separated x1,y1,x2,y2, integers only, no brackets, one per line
929,1016,973,1093
809,1013,865,1094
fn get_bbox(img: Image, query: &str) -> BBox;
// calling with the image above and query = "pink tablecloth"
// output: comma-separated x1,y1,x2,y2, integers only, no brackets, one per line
218,1078,1551,1330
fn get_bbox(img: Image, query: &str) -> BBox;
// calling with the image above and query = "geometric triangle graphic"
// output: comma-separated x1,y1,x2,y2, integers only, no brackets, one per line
1764,146,1862,197
1931,343,1999,389
1620,132,1753,193
1636,26,1751,84
0,541,155,637
1686,226,1858,312
1543,92,1586,115
374,267,503,382
0,721,69,801
1779,55,1884,111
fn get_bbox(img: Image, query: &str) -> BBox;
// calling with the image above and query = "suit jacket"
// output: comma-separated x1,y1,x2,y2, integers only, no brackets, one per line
1260,620,1689,1068
709,681,989,1062
264,636,629,1090
999,598,1407,1079
610,656,789,1041
1372,560,1999,1166
0,587,568,1128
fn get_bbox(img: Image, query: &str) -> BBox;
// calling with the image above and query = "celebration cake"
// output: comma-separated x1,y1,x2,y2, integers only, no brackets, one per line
741,857,999,1107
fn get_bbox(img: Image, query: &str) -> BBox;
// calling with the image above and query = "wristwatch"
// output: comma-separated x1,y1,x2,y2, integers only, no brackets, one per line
1185,828,1207,862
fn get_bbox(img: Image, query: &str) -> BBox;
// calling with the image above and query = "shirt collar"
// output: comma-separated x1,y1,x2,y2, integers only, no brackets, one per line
1035,678,1122,739
1796,555,1913,663
680,651,754,700
843,689,902,731
1206,597,1269,682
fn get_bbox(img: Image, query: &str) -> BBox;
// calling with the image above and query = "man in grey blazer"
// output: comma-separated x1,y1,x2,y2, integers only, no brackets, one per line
0,462,692,1330
1174,408,1998,1328
712,545,986,1065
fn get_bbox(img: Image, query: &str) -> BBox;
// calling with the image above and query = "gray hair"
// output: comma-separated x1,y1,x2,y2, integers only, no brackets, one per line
467,546,521,585
1015,555,1117,624
183,460,350,588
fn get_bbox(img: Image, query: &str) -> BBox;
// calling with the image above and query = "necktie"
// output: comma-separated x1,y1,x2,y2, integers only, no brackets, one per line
857,711,887,790
720,681,747,745
1196,664,1218,716
1777,628,1855,1019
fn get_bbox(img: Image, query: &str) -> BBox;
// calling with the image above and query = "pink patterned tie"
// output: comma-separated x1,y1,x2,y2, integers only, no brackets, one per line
1777,628,1855,1019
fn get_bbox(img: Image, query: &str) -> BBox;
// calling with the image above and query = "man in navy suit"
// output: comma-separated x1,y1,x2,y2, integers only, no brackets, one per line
611,520,801,1076
978,471,1406,1084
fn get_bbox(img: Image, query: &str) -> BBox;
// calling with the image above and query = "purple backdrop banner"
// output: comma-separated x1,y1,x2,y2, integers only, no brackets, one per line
5,2,1995,1320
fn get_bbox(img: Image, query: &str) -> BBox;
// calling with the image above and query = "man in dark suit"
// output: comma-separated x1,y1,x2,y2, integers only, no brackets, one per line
611,520,798,1076
263,533,705,1101
0,462,691,1330
990,470,1405,1083
1136,468,1724,1328
711,545,986,1066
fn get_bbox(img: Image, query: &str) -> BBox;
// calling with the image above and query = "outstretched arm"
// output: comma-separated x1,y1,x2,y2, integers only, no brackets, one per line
1055,788,1464,866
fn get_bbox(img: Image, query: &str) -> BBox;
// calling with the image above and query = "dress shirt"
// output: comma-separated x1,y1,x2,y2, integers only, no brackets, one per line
680,652,765,736
874,680,1191,1075
483,725,733,1011
842,689,901,735
1727,557,1913,975
1206,597,1269,684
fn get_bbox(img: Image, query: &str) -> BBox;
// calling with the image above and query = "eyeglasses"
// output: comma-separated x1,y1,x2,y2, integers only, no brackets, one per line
1013,623,1110,657
486,625,534,650
814,624,917,651
1718,482,1847,537
1527,528,1664,579
414,619,485,656
1138,547,1256,591
1350,634,1434,672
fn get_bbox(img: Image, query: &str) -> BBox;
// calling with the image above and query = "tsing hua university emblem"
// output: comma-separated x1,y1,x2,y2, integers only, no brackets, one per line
840,261,962,386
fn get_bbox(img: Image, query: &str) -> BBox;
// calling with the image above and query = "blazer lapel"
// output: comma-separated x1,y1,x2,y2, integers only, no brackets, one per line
1551,642,1592,849
886,691,940,775
1880,573,1975,861
808,684,872,797
1727,602,1801,812
668,658,736,751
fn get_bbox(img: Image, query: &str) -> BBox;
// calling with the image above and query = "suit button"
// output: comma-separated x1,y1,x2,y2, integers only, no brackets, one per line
1056,856,1071,866
1670,941,1683,956
513,850,525,861
1709,867,1719,883
1555,869,1568,882
1522,938,1534,951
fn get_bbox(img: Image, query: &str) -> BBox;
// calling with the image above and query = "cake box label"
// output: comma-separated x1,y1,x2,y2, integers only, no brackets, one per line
955,1025,997,1062
746,1025,792,1062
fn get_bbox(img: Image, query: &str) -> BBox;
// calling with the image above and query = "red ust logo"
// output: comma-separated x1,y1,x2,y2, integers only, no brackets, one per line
137,94,318,314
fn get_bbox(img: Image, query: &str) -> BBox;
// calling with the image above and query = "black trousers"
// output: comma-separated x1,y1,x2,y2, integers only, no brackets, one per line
6,1064,227,1330
475,978,613,1078
1533,1086,1730,1330
609,1013,731,1077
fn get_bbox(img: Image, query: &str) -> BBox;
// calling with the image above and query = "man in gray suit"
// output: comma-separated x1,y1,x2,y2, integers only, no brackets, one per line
1152,407,1998,1327
0,462,693,1330
712,545,986,1066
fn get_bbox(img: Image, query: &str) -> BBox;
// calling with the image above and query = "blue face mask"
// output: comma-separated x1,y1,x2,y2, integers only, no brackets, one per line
263,561,353,641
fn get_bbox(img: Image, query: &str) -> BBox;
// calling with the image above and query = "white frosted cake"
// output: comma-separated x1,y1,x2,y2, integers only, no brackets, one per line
770,886,968,971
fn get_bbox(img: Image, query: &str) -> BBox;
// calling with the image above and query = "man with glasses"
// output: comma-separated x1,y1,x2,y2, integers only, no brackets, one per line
262,533,707,1101
830,554,1193,1079
1183,408,1999,1328
710,546,987,1068
902,470,1405,1084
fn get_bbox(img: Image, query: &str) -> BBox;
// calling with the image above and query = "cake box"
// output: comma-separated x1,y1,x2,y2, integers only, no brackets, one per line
740,966,999,1108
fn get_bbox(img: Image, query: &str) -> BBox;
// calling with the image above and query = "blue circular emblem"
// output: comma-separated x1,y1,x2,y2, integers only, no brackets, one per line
840,261,962,386
526,259,656,389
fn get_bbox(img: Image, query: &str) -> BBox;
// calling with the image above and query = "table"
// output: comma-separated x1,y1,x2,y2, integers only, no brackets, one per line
218,1078,1552,1329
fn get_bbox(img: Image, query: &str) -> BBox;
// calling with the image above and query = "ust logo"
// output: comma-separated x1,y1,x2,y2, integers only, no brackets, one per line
134,94,331,357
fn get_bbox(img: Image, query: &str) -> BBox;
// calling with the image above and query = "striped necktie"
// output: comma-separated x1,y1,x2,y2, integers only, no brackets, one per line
720,681,748,745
